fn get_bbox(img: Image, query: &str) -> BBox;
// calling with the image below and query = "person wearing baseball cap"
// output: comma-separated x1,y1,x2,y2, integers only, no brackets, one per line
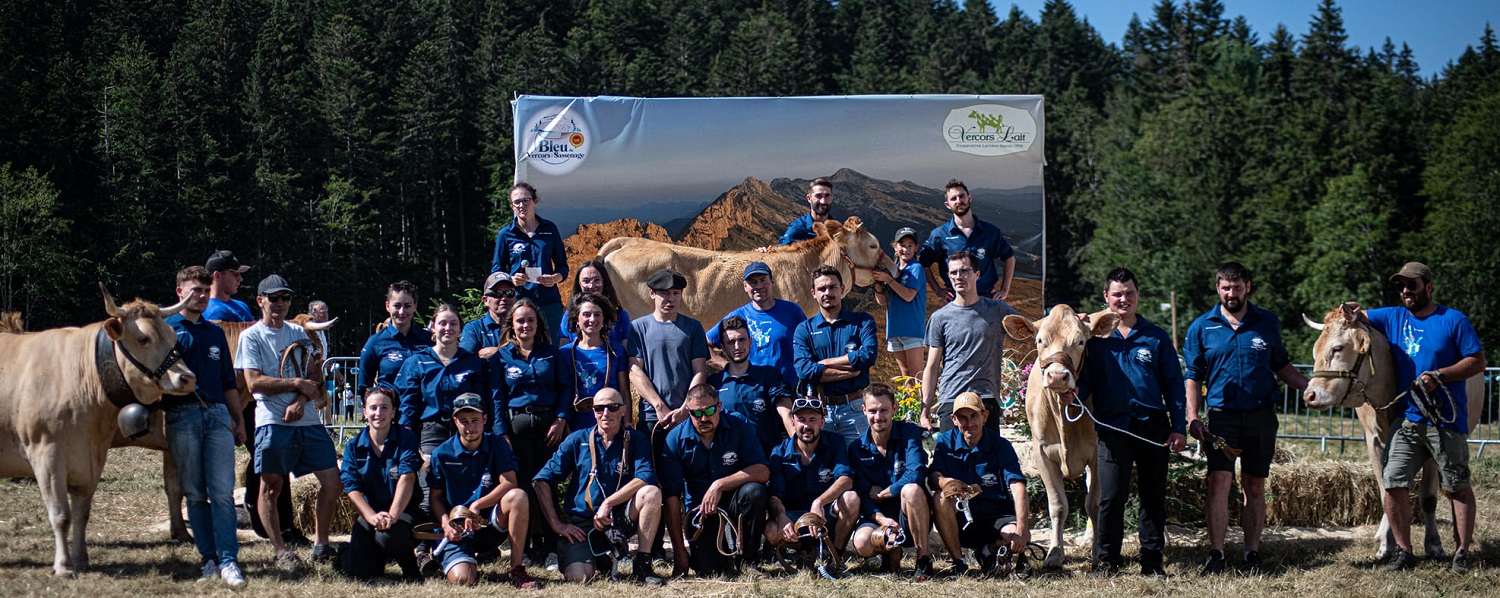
928,391,1029,578
203,250,254,322
428,392,538,588
765,392,859,579
460,271,518,359
873,227,927,380
704,261,808,390
1348,262,1486,573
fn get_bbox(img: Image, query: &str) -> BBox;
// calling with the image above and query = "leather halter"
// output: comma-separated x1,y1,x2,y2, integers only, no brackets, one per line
95,325,187,409
1309,326,1375,406
838,247,886,274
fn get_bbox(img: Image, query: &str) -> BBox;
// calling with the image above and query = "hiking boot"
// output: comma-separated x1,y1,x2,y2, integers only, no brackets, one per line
1091,559,1118,578
976,548,997,577
310,543,337,564
945,557,970,579
1200,549,1226,575
631,553,665,585
1013,552,1034,581
220,561,247,588
1451,549,1472,574
415,546,438,576
199,560,220,582
1140,549,1166,578
274,550,304,573
1384,548,1414,572
913,556,934,581
1243,550,1264,575
507,565,539,590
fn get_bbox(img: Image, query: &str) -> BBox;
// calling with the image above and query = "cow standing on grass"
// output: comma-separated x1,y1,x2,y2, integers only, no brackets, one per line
0,285,197,576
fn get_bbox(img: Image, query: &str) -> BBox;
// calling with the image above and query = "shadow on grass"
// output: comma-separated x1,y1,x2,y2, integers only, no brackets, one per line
1158,535,1356,576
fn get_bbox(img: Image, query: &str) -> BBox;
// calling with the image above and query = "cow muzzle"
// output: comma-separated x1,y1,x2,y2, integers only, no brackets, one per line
1039,351,1078,390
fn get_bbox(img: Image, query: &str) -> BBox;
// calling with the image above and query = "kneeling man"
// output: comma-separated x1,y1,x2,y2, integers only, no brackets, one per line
765,397,860,577
534,388,663,584
929,392,1029,578
849,384,933,580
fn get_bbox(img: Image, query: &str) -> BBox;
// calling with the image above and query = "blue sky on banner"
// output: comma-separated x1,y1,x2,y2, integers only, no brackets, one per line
1000,0,1494,78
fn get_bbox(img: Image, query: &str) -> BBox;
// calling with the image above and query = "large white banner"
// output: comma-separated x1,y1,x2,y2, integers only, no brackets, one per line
513,94,1045,284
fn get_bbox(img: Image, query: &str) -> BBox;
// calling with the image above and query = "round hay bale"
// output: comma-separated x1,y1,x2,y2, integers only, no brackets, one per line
290,474,360,535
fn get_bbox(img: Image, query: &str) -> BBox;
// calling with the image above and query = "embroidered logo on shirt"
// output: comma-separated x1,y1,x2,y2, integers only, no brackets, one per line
388,465,399,479
208,346,221,361
454,371,470,383
892,460,905,476
818,467,834,483
385,351,404,362
845,341,859,352
752,398,766,414
1134,348,1152,365
722,451,740,467
975,247,988,260
1250,336,1268,351
980,472,999,487
506,366,523,380
480,472,493,491
510,242,527,255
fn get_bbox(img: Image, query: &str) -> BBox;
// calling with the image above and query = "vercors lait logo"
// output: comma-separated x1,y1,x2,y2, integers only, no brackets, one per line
522,109,590,175
942,104,1037,157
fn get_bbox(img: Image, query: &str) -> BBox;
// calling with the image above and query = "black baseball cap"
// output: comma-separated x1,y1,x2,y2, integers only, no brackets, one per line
256,274,293,296
206,250,251,274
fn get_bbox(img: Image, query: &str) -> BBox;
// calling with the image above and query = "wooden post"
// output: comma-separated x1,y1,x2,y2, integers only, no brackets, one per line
1170,290,1179,351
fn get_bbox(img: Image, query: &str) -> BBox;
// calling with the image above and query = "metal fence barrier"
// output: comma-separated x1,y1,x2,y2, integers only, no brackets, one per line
319,356,364,447
1276,365,1499,457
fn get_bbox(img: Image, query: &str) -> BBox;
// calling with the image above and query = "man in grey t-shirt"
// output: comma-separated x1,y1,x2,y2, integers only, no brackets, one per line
919,252,1019,432
235,274,342,570
626,268,710,435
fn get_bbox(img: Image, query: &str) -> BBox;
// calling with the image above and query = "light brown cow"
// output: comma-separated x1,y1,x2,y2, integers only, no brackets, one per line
0,286,197,576
598,217,893,326
1003,305,1118,569
1302,304,1484,560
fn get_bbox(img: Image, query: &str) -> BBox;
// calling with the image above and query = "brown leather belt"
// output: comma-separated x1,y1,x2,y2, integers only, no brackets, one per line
821,392,861,406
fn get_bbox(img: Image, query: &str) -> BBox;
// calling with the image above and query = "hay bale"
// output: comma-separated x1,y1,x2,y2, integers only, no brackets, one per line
1265,451,1383,527
290,474,360,535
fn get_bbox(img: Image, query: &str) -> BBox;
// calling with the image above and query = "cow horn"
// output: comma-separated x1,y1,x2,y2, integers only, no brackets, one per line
1302,313,1325,331
304,317,339,332
159,293,192,317
99,282,127,318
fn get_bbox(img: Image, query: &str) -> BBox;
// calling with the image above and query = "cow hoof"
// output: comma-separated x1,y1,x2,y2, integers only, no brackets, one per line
171,530,193,544
1374,545,1394,562
1043,547,1065,569
1424,545,1446,560
53,567,76,578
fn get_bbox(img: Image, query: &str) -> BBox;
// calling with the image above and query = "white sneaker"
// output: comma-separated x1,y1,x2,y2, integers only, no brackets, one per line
199,560,219,581
220,561,247,588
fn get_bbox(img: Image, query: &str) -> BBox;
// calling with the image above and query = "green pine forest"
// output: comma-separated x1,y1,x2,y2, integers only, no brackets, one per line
2,0,1498,359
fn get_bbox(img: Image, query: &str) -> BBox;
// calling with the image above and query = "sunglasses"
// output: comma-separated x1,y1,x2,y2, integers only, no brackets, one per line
1398,280,1425,291
591,403,624,413
485,289,518,299
792,398,824,412
688,404,721,418
265,293,293,303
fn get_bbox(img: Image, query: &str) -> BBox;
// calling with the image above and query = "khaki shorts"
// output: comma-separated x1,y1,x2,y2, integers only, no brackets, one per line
1382,418,1471,493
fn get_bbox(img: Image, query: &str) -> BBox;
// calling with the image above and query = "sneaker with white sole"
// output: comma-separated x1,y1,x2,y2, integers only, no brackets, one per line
199,560,220,581
220,561,247,588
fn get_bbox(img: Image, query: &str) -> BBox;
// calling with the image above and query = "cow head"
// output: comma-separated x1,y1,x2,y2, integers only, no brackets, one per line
821,216,893,288
1301,304,1374,409
1003,305,1118,392
100,284,196,403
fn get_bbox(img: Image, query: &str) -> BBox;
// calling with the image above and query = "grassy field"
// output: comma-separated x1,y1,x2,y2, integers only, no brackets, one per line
1,446,1496,596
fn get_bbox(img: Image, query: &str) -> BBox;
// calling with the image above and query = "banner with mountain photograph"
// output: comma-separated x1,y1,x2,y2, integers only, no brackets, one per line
512,94,1045,304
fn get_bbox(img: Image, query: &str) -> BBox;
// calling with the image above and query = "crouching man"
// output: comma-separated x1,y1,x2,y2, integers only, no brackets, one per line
765,397,860,579
534,388,664,584
929,392,1030,578
849,384,934,580
428,393,538,589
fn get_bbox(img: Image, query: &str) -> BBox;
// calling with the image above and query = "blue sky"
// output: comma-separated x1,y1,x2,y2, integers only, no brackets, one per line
1000,0,1495,77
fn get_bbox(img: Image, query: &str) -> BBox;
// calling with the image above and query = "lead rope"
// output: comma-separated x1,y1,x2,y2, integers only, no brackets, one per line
1061,392,1171,448
1382,371,1459,426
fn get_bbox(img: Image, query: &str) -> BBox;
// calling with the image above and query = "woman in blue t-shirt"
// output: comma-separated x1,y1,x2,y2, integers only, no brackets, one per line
557,259,631,347
560,292,630,429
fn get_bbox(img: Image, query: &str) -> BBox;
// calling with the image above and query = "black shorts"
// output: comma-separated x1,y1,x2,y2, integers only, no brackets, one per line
1206,405,1278,478
958,513,1017,550
858,497,915,548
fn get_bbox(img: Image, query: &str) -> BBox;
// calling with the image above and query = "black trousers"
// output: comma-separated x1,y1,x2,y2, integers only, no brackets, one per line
416,419,455,516
688,482,769,576
339,510,423,580
1093,412,1170,567
508,410,560,556
241,404,295,538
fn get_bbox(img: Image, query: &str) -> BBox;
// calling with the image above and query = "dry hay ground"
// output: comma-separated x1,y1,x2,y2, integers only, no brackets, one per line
2,446,1499,597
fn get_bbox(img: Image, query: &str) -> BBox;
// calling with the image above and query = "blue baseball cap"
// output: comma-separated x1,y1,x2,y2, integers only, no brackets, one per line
742,262,773,280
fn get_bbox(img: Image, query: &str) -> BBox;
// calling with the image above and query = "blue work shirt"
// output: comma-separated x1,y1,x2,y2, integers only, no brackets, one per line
559,340,627,429
706,300,807,387
491,218,569,307
848,421,928,519
204,298,254,322
488,343,573,433
557,307,632,348
428,432,519,508
884,261,928,340
163,314,237,408
658,415,768,512
1368,305,1485,433
394,346,489,427
459,313,505,354
918,217,1016,296
534,427,656,520
1078,315,1188,436
708,365,793,451
340,425,423,512
769,435,855,512
778,213,819,245
358,324,434,392
929,429,1026,519
1183,303,1292,411
792,309,878,397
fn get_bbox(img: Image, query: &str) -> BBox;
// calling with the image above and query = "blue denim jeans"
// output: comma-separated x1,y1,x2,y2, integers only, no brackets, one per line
165,402,240,566
825,397,870,446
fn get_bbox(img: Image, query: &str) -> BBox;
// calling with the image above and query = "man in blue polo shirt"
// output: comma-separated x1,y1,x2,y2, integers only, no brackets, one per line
848,384,933,580
165,266,248,588
765,396,859,576
1076,268,1187,577
460,272,517,359
929,392,1029,578
428,394,538,588
1354,262,1486,573
658,385,770,577
492,181,569,336
777,177,835,246
709,315,795,453
706,262,807,387
203,250,254,322
1183,262,1307,575
792,265,878,445
534,388,663,584
918,179,1017,302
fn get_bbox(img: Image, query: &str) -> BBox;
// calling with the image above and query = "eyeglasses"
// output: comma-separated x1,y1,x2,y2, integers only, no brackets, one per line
592,403,624,413
511,197,535,206
485,289,518,299
266,293,293,303
688,404,721,418
792,398,824,412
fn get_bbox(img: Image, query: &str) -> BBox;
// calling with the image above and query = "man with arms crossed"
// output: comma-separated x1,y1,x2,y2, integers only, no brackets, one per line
792,265,878,444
